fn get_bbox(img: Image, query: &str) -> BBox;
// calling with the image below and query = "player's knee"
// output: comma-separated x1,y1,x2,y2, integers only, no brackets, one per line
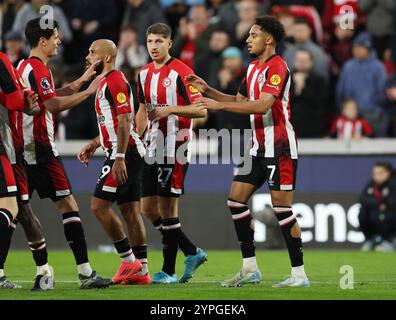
141,205,159,222
291,222,301,238
120,206,140,223
56,195,79,213
90,199,107,217
16,204,35,224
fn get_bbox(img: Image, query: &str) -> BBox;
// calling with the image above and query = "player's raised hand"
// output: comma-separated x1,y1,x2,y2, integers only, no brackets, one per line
112,158,128,185
78,141,98,167
80,60,101,83
148,107,170,122
185,74,209,93
199,97,223,111
86,73,105,95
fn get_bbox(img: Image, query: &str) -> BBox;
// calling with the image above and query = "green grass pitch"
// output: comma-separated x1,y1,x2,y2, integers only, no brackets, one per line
0,250,395,300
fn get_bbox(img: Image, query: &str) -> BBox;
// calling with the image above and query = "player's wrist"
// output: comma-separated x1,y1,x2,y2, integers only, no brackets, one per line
114,152,125,159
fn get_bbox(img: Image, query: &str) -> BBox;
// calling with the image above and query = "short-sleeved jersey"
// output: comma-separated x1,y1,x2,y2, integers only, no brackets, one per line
0,52,26,159
17,56,58,164
138,57,202,158
239,54,297,159
95,70,145,159
330,116,373,139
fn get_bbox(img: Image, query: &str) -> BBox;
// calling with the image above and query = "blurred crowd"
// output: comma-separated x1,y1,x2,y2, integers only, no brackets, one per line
1,0,396,140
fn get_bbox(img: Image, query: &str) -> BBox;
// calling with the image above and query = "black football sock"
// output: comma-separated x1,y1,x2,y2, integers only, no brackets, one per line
62,212,89,265
0,215,16,271
114,237,134,261
227,199,255,258
161,218,181,276
273,206,304,267
29,238,48,267
153,217,197,256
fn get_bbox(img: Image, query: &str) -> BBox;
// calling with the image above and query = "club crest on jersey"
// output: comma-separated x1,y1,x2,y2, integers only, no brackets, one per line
270,74,281,86
41,77,51,89
162,77,172,88
116,92,127,104
257,73,265,84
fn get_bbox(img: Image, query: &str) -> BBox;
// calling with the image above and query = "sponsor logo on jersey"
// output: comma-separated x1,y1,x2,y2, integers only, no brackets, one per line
162,77,172,88
257,73,265,83
97,90,103,100
270,74,281,86
265,83,279,90
116,92,127,104
188,84,199,93
145,103,169,112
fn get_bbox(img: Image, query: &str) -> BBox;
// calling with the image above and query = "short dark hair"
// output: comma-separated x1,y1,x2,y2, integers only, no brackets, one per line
146,23,172,39
25,18,59,48
255,15,285,43
374,162,394,174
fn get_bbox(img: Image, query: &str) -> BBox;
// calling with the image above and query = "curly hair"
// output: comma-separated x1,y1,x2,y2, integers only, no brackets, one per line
255,15,285,43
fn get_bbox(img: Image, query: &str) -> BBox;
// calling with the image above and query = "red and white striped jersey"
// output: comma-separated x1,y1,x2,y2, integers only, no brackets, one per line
95,70,145,159
138,57,203,158
17,56,58,164
239,54,298,159
330,116,373,139
0,52,26,162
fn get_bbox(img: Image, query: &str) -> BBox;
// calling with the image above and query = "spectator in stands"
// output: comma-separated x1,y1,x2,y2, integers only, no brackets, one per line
217,0,244,41
64,0,119,64
2,30,26,67
271,2,324,45
115,24,148,70
217,0,268,44
336,32,387,136
329,99,373,140
290,49,328,138
160,0,188,35
171,3,218,68
382,72,396,136
123,0,166,46
283,17,330,82
195,29,230,87
273,8,296,55
0,0,24,49
271,0,324,13
235,0,259,47
358,162,396,252
328,22,355,77
215,46,250,130
12,0,72,45
359,0,396,60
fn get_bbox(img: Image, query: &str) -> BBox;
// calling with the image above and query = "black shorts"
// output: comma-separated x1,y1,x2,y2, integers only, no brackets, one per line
93,152,144,205
0,153,17,198
141,159,189,198
233,154,297,191
26,156,73,202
